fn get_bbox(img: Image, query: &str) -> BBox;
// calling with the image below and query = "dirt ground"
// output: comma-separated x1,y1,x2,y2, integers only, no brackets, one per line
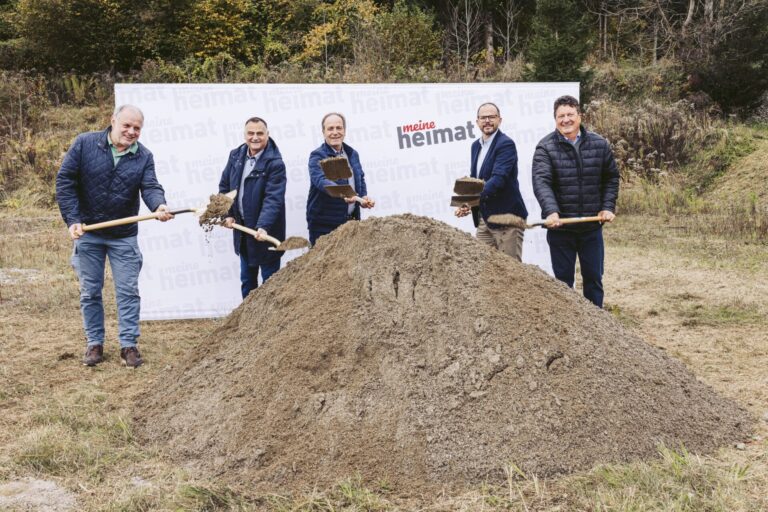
0,210,766,510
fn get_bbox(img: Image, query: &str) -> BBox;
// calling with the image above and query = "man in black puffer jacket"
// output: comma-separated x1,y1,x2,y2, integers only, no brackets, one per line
532,95,619,308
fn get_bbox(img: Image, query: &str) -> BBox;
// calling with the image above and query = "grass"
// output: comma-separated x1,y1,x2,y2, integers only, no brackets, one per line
1,143,767,509
564,446,759,511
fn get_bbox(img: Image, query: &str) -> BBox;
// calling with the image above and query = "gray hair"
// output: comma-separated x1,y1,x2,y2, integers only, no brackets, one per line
321,112,346,130
113,104,145,121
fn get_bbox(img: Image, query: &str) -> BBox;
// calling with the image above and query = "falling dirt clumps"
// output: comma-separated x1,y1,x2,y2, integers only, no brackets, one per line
198,193,234,231
137,214,752,494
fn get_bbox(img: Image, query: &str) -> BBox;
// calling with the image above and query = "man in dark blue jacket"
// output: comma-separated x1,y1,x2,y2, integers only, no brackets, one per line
56,104,173,368
532,95,620,308
455,102,528,261
219,117,286,298
306,112,375,245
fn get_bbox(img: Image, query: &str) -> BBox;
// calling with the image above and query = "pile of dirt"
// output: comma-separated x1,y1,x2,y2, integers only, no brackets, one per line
136,214,751,493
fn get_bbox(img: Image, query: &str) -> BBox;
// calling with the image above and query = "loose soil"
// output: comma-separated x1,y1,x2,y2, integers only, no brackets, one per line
197,193,235,231
136,214,752,494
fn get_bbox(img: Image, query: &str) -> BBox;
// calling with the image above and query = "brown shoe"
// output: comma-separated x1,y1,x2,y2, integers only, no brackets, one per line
120,347,144,368
83,344,104,366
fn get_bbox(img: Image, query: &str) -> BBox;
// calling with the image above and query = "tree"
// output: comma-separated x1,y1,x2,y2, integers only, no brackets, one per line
525,0,593,82
297,0,378,70
690,1,768,114
353,0,442,79
15,0,149,72
179,0,255,63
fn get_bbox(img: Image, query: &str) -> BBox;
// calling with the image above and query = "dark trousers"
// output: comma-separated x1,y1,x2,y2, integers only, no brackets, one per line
308,217,356,246
546,227,604,308
239,239,280,299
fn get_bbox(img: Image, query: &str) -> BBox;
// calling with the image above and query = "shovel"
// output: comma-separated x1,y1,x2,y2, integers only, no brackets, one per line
324,184,365,204
319,156,353,180
453,177,484,196
82,190,237,232
487,213,602,229
230,223,310,252
450,195,480,207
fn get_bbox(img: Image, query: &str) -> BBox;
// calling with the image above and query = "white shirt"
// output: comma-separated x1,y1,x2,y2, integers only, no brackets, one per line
476,130,498,178
239,148,264,217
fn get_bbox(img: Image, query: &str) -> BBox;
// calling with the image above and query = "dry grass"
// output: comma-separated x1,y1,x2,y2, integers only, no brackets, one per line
0,204,766,511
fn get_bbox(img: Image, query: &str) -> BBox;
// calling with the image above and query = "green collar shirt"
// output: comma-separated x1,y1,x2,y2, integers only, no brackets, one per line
107,135,138,166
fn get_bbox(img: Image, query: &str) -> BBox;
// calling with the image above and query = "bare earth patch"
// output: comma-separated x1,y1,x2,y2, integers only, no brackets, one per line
0,478,77,511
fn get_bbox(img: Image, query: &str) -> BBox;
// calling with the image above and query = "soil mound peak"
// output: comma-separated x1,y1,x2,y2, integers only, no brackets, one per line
137,214,750,492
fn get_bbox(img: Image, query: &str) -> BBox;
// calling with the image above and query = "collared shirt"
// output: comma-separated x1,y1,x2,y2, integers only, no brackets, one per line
476,130,498,178
239,148,264,217
107,136,138,166
559,131,581,147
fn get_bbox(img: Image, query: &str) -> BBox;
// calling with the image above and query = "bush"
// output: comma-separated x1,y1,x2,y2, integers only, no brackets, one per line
587,60,685,103
584,99,722,182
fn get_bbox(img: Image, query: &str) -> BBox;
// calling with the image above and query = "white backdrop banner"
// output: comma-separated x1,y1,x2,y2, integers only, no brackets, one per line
114,83,578,320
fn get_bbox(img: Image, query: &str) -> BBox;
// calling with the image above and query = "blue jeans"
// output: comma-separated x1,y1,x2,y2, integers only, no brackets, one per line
239,240,280,298
546,227,604,308
71,233,142,347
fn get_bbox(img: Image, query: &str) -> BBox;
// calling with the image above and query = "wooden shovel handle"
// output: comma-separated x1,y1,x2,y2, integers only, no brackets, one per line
231,223,280,248
530,215,602,228
559,216,602,225
82,212,161,231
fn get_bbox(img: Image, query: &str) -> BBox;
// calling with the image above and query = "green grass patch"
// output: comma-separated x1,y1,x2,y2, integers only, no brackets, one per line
605,303,641,328
565,446,754,512
174,484,257,511
12,387,145,479
675,301,765,327
687,125,760,192
265,475,392,512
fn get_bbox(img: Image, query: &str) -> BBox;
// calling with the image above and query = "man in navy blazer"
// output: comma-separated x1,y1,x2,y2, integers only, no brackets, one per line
456,102,528,261
219,117,286,298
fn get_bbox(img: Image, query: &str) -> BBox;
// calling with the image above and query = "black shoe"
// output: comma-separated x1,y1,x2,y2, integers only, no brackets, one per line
120,347,144,368
83,344,104,366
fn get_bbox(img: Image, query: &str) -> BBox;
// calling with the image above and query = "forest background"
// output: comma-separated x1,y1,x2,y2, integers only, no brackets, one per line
0,0,767,215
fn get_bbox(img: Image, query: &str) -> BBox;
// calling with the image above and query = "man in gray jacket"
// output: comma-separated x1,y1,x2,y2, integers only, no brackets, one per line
532,95,619,308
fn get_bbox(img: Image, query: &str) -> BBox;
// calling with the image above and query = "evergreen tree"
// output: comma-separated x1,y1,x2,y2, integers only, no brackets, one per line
525,0,593,83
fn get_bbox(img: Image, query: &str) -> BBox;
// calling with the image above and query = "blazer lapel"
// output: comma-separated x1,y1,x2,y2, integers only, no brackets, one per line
478,132,501,180
470,142,480,178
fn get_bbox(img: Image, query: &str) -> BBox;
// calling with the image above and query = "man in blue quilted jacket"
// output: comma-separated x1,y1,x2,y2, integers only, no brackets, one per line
56,104,173,368
306,112,375,245
219,117,286,299
532,95,620,308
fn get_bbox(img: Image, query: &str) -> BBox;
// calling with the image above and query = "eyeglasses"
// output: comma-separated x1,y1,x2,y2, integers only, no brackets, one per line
478,115,499,121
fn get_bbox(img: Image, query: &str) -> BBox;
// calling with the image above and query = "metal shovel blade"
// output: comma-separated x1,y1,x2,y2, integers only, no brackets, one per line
453,177,484,195
271,236,311,252
450,194,480,207
319,156,353,180
486,213,528,229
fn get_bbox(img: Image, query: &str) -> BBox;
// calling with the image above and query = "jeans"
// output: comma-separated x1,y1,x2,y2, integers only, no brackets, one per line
546,227,604,308
71,233,142,347
239,239,280,298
